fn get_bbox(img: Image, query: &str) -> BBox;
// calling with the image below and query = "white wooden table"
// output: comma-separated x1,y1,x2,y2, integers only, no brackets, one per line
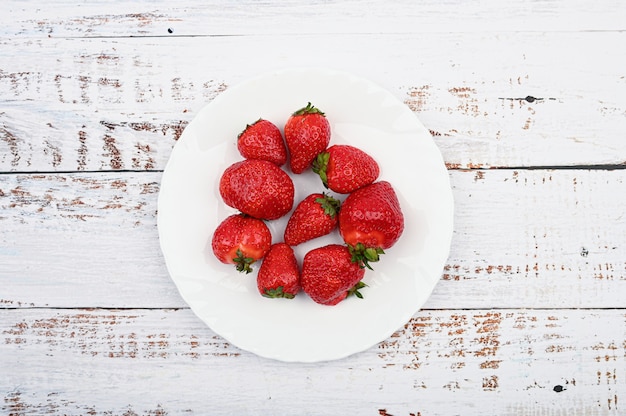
2,1,625,414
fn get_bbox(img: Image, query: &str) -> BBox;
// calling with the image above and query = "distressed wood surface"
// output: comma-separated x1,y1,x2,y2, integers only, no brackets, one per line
4,0,626,37
2,308,625,415
1,0,625,414
1,169,624,310
1,34,625,171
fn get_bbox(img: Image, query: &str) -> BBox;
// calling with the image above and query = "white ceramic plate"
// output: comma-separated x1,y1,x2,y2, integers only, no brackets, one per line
158,68,453,362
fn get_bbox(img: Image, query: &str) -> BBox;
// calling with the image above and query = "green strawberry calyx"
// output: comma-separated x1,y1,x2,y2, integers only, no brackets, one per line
237,118,263,139
348,243,385,270
293,102,325,116
312,152,330,187
263,286,295,299
314,192,340,218
233,248,255,274
347,281,368,299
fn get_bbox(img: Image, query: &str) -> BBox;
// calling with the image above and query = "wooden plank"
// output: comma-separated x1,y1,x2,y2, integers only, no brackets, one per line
429,167,626,309
3,0,625,37
1,169,624,309
0,172,176,308
1,32,625,172
1,307,624,415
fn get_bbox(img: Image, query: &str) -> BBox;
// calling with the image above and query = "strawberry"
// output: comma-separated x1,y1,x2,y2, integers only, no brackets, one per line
338,181,404,269
283,193,340,246
257,243,301,299
219,159,294,220
301,244,367,305
211,214,272,273
237,119,287,166
284,102,331,174
312,144,380,194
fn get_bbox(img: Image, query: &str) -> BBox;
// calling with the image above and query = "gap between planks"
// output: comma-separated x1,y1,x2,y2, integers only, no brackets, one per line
1,164,626,177
2,306,625,311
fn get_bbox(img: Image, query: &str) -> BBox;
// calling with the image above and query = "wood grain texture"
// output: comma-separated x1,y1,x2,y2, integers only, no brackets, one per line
1,169,624,309
3,0,625,37
2,1,625,414
0,172,174,308
1,308,624,415
1,32,625,171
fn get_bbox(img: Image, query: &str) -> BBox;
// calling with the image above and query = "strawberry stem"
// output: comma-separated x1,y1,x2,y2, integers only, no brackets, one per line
312,152,330,187
348,281,368,299
314,193,340,218
293,102,325,116
348,243,385,270
262,286,295,299
233,248,255,274
236,118,263,138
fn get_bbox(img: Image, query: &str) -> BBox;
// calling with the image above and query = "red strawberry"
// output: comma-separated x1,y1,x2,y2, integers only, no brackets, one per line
301,244,367,305
219,159,294,220
211,214,272,273
338,181,404,269
283,193,340,246
284,102,331,174
312,144,380,194
257,243,301,299
237,119,287,166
